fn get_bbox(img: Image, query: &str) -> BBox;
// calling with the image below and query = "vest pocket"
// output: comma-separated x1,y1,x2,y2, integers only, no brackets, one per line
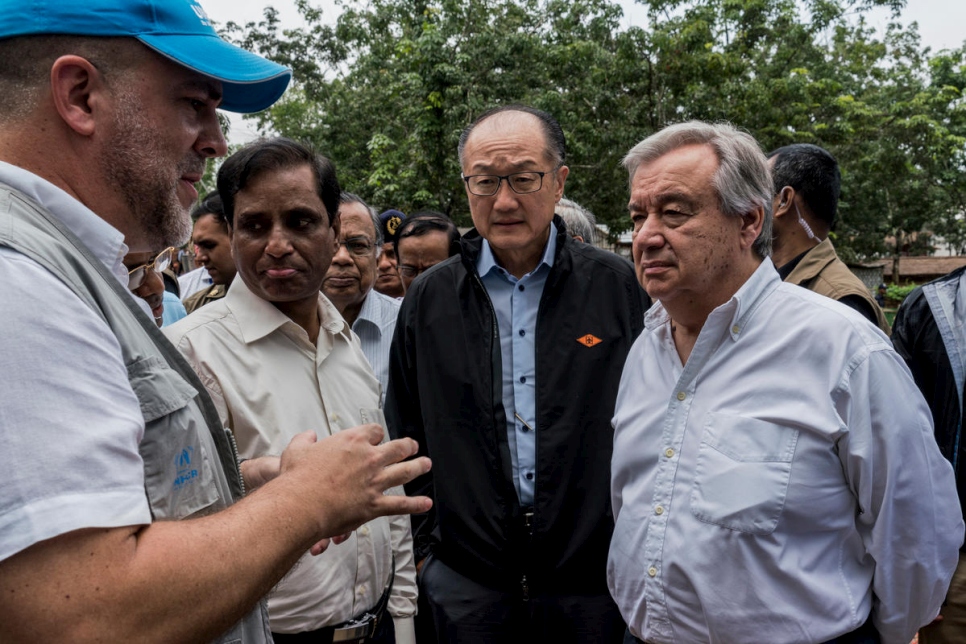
128,356,221,520
690,413,799,535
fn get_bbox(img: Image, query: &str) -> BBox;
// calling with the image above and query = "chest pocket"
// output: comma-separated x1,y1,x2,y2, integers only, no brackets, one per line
128,356,222,520
690,413,799,535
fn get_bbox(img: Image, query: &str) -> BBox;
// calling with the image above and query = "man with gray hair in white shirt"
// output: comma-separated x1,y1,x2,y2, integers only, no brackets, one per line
608,120,963,644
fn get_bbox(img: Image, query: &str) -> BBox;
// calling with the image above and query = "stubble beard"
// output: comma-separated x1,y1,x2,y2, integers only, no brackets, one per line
102,90,195,249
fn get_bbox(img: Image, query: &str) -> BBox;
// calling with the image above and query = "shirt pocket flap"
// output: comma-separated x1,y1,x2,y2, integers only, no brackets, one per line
128,356,199,422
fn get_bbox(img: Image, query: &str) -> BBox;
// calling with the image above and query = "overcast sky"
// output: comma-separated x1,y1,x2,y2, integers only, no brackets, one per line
200,0,966,141
201,0,965,50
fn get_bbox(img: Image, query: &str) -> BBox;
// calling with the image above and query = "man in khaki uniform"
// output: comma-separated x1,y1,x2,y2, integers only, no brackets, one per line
767,143,889,333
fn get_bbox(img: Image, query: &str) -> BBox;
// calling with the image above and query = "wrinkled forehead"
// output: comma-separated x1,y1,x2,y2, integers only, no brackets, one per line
338,202,377,238
463,111,553,165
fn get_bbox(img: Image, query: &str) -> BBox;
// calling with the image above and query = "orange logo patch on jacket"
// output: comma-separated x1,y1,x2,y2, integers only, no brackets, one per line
577,334,602,347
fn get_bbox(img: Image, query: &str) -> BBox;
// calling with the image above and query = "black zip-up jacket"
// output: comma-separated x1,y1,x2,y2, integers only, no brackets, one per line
892,267,966,519
385,217,649,593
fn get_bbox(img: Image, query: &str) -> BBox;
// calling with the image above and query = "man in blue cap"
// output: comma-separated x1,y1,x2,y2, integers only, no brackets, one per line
0,1,431,642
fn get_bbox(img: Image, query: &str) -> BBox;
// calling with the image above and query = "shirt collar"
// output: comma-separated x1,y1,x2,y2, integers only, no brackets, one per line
0,161,128,286
644,258,778,341
478,221,558,278
225,276,350,345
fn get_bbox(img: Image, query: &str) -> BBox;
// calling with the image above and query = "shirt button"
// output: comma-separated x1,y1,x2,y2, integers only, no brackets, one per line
732,324,740,334
521,424,530,433
525,472,534,480
520,376,526,384
648,567,658,577
358,525,369,536
676,391,686,401
518,284,525,291
665,448,674,458
655,506,664,515
519,329,526,337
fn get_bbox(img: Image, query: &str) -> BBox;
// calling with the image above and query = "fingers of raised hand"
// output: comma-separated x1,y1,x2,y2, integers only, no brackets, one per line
376,455,431,491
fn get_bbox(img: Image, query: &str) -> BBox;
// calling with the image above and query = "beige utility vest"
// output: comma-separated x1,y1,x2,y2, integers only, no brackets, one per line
0,183,272,643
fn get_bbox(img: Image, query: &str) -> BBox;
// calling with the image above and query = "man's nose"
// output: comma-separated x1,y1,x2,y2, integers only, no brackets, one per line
265,225,294,256
635,217,666,249
491,179,519,210
332,242,353,264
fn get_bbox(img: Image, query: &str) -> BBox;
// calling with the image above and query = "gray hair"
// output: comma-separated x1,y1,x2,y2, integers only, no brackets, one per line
340,191,383,248
623,121,773,259
555,197,597,245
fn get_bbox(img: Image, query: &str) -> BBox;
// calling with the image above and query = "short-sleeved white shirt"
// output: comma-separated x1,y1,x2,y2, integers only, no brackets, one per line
0,161,152,562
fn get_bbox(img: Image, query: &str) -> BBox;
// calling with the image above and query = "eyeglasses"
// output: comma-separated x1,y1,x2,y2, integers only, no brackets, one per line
398,265,423,279
127,247,174,290
462,169,555,196
336,236,375,257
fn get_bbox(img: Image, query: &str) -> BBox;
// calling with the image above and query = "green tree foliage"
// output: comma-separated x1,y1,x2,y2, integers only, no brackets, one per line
224,0,966,259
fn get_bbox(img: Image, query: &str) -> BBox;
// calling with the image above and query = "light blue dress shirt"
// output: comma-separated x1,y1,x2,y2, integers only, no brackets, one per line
477,223,557,506
161,290,188,326
351,289,402,407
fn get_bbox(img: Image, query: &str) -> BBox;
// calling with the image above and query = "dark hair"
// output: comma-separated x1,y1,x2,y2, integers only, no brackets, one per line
190,190,228,229
217,137,341,227
767,143,840,228
457,104,566,168
394,210,461,258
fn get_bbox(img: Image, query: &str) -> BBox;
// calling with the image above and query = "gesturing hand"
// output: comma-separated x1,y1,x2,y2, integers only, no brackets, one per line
279,426,432,540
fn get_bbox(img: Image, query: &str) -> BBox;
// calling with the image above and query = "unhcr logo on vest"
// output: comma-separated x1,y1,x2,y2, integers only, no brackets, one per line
173,446,200,490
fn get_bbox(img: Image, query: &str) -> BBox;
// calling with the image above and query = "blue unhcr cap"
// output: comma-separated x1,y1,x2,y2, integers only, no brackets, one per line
0,0,291,114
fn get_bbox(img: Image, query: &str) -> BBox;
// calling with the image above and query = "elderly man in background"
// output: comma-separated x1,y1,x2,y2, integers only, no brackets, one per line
323,192,402,401
0,2,430,642
609,120,962,644
555,197,598,244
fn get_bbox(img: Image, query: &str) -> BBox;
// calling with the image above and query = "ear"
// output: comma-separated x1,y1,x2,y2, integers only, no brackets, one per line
49,55,108,138
773,186,795,219
738,205,765,251
552,165,569,201
330,210,342,248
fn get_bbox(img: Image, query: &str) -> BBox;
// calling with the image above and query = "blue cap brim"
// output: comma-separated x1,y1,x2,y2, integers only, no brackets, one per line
139,33,291,113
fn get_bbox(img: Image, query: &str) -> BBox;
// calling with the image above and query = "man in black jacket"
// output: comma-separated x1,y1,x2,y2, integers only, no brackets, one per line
385,105,649,643
893,266,966,643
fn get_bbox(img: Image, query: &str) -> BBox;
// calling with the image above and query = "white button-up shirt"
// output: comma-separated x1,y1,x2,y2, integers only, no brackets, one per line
608,259,964,644
164,279,416,637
